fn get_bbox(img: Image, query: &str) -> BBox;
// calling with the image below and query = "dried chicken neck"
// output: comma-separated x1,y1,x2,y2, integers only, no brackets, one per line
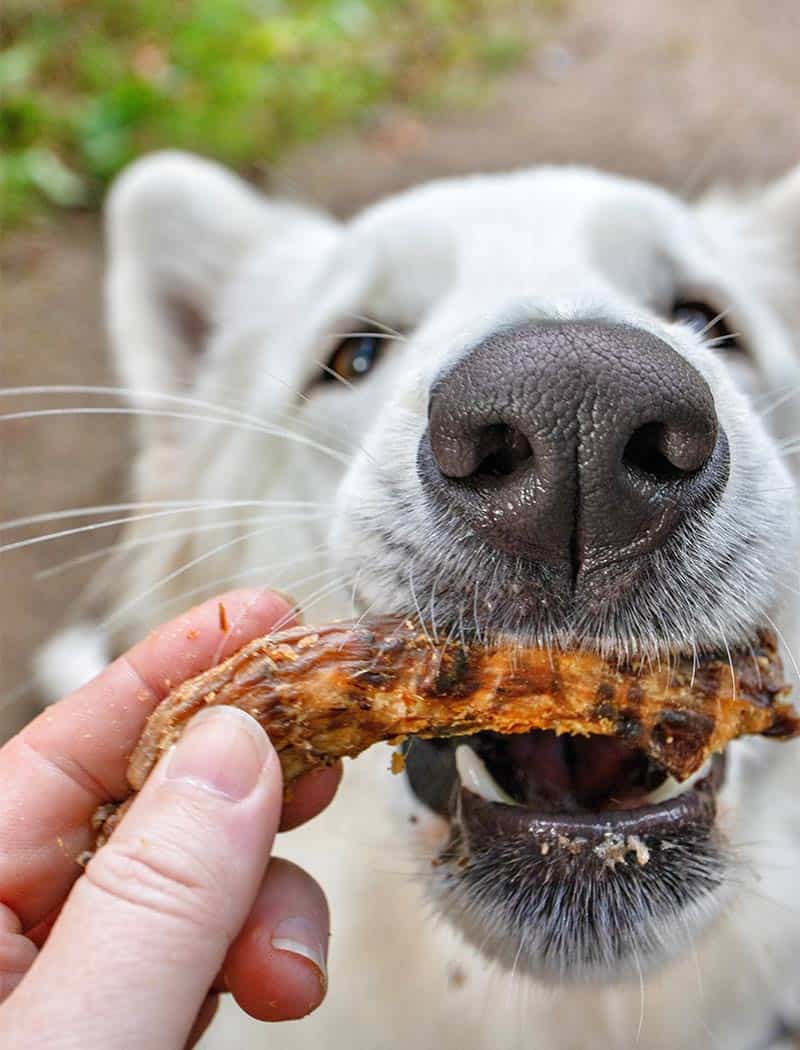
92,620,799,846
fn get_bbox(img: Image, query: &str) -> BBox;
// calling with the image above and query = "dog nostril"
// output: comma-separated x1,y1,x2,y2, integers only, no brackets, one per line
623,422,712,482
474,424,533,479
623,423,684,482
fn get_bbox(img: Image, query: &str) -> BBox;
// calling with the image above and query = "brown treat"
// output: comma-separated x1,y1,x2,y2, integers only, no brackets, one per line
94,620,798,846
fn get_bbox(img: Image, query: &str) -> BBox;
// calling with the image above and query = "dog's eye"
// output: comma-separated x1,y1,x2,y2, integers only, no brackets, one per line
670,300,741,353
322,334,385,383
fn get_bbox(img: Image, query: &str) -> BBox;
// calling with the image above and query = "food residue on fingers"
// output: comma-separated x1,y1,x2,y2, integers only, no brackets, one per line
218,602,229,632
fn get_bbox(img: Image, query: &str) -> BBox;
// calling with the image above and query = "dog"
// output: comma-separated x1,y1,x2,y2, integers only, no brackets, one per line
36,152,800,1048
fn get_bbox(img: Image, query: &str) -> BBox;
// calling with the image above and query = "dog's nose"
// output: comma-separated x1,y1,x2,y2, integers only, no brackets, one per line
421,321,728,581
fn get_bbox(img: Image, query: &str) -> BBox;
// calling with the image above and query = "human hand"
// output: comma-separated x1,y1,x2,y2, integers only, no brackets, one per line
0,590,341,1049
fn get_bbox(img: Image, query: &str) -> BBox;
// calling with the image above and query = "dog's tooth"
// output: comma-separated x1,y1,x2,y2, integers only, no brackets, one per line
455,745,518,806
642,759,712,805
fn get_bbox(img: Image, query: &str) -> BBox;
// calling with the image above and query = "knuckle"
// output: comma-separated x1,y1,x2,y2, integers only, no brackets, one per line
85,833,232,938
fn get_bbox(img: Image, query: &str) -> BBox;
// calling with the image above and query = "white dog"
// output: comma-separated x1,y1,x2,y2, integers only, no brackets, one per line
37,152,800,1048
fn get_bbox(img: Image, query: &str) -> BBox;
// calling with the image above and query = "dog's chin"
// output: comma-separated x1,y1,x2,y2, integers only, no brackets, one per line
406,731,730,984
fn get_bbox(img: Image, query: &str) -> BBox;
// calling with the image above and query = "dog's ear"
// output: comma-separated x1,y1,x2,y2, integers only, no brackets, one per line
105,151,335,440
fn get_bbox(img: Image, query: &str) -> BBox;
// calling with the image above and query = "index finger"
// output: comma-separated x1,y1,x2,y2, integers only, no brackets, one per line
0,590,292,929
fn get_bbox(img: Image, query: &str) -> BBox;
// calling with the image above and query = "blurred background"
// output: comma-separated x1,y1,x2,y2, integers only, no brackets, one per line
2,0,800,736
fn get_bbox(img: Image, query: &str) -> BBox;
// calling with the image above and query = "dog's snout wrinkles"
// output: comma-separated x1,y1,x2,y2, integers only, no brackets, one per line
422,321,729,583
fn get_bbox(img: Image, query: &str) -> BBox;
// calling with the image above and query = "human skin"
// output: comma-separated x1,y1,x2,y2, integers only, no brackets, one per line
0,590,342,1050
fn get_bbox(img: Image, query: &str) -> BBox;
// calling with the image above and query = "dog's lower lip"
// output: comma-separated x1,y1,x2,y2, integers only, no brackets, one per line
457,754,724,843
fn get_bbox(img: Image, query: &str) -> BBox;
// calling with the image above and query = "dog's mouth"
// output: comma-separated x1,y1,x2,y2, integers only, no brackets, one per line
387,624,794,978
407,730,730,981
404,729,724,850
394,625,797,856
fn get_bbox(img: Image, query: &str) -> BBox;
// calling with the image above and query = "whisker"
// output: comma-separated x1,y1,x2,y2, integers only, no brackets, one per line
313,362,355,390
136,545,330,623
428,556,450,644
1,500,215,532
81,375,358,450
0,382,267,421
762,611,800,686
0,507,223,555
0,406,353,464
219,353,360,440
407,561,435,648
704,331,739,348
233,390,365,450
714,618,737,704
0,501,330,555
689,636,699,691
353,592,385,629
0,383,352,450
273,573,350,631
327,332,399,341
696,306,733,339
103,522,305,628
3,382,355,451
342,313,407,340
472,571,483,645
0,382,254,411
34,513,329,580
178,369,377,465
0,498,327,533
3,555,338,718
211,566,347,664
633,946,646,1045
217,573,348,662
757,382,800,419
279,387,378,466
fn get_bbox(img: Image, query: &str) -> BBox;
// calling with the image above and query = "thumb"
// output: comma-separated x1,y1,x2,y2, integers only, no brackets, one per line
8,707,281,1050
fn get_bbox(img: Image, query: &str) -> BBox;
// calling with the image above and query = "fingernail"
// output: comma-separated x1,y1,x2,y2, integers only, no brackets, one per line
271,917,327,986
165,707,270,801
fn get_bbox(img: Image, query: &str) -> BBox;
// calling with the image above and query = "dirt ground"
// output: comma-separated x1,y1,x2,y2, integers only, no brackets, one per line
2,0,800,737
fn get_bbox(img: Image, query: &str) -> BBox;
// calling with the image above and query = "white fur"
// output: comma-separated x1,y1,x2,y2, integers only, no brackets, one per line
36,153,800,1048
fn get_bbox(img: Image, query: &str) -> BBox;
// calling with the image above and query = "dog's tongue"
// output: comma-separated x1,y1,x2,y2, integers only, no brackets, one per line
504,732,658,811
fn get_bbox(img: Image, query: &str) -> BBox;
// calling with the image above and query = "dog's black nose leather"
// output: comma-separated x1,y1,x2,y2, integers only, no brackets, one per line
420,321,728,583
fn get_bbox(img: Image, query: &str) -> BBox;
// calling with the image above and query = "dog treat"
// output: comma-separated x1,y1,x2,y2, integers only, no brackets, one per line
93,621,798,845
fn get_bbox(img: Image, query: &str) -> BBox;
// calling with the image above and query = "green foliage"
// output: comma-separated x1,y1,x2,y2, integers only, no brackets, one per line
0,0,537,227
